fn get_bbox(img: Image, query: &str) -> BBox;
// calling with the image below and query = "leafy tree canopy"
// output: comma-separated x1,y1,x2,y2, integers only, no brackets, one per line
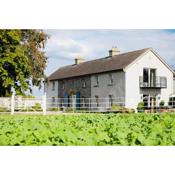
0,29,49,97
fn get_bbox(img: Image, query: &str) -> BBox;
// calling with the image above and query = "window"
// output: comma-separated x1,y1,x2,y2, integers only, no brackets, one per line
70,80,74,87
109,95,113,108
52,81,55,91
143,95,149,108
94,75,99,87
81,97,85,108
52,97,55,105
95,95,99,108
143,68,157,87
143,68,149,83
82,79,86,88
62,82,65,89
108,74,114,85
150,69,156,86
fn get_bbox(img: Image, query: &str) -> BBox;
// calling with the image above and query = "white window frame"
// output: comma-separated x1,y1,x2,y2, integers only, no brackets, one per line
95,95,99,108
52,97,55,105
81,97,85,108
108,94,113,108
52,81,55,91
108,74,114,86
62,82,65,89
82,79,86,88
94,75,99,87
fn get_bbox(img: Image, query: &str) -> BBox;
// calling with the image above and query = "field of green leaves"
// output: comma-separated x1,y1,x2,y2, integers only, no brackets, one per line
0,113,175,145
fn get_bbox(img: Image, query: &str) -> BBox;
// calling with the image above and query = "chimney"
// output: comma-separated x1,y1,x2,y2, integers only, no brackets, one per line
109,47,120,57
75,56,85,65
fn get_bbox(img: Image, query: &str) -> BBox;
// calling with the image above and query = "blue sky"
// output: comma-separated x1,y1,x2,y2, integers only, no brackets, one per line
33,29,175,96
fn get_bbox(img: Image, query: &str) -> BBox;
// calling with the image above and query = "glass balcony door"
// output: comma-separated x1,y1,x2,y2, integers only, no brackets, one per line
143,68,149,85
150,69,156,87
143,68,156,87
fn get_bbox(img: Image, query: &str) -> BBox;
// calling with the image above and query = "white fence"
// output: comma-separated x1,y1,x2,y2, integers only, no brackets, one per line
0,95,126,114
1,94,175,115
0,94,44,114
46,97,126,112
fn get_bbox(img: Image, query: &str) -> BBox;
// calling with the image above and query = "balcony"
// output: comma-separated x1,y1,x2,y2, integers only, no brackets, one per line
139,76,167,88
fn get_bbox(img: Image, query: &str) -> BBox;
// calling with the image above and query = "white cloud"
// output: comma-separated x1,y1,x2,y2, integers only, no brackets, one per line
46,37,90,59
45,30,175,66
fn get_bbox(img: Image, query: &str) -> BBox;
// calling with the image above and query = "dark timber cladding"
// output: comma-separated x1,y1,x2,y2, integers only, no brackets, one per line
48,48,149,80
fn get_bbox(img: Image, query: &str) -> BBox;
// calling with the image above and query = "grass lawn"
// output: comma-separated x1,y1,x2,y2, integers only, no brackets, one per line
0,113,175,146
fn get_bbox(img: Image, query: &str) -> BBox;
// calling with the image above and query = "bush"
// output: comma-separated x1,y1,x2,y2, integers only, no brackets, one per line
111,104,123,111
19,108,35,112
126,108,135,113
32,103,42,111
48,108,60,111
137,102,144,112
0,107,9,112
22,94,35,99
159,100,165,107
64,107,74,113
110,105,135,113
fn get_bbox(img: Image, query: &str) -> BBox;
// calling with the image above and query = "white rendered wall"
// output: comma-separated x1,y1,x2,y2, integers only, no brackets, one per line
125,50,174,109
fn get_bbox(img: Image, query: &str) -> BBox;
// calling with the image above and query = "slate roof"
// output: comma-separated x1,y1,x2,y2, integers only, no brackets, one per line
48,48,150,80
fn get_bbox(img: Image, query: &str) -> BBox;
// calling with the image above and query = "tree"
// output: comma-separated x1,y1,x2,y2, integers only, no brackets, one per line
0,29,49,97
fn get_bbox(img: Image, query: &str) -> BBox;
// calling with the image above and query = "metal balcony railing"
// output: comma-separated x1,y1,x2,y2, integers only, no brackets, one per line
139,76,167,88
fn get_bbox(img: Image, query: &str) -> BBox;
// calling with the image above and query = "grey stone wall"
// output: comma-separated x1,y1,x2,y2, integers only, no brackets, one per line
58,76,91,98
91,71,126,111
52,71,126,110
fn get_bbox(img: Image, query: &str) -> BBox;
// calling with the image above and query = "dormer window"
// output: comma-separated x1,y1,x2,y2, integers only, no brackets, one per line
52,81,55,91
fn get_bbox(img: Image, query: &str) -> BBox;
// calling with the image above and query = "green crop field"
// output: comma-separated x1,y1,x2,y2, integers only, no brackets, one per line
0,113,175,146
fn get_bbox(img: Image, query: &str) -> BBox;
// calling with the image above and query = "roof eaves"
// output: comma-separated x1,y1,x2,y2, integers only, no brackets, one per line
123,48,150,72
49,68,124,81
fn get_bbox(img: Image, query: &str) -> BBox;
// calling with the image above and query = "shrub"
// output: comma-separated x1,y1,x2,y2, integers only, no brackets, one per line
48,108,60,111
111,104,123,111
110,104,131,113
159,100,165,107
0,107,9,112
32,103,42,111
20,108,37,112
137,102,144,112
126,108,135,113
23,94,35,99
64,107,74,112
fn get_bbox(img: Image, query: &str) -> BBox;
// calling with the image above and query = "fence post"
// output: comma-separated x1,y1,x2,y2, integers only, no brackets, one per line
11,92,15,115
42,92,46,115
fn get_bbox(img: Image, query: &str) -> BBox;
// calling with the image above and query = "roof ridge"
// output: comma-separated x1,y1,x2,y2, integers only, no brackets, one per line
72,47,150,65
